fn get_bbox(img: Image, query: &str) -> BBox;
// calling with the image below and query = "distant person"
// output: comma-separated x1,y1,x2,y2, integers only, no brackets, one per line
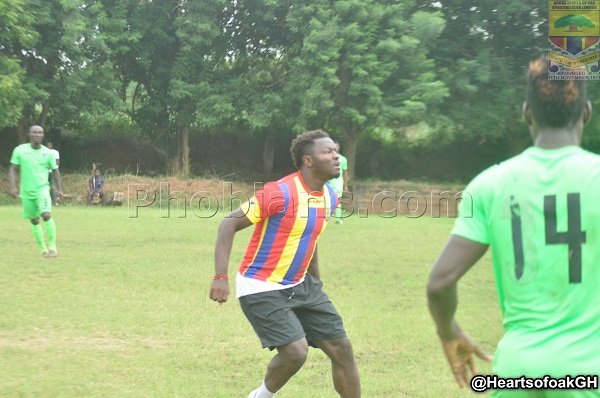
9,125,63,258
46,141,60,206
87,169,106,206
327,141,349,224
210,130,361,398
427,55,600,396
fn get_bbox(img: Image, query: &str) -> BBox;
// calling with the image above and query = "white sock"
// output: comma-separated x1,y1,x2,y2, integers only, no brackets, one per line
250,381,276,398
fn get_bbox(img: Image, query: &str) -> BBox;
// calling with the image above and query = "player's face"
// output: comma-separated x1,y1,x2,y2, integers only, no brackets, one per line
311,137,340,180
28,127,44,147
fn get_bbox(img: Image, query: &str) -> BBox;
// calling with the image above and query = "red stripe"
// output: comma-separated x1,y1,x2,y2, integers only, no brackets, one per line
253,178,296,281
585,37,599,49
550,37,566,50
291,208,327,283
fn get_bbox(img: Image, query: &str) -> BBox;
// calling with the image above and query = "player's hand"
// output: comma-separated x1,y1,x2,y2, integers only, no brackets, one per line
10,188,19,198
57,191,64,200
441,332,493,388
209,279,230,304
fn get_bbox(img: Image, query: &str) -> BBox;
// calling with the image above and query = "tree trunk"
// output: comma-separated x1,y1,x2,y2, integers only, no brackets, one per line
17,106,34,143
341,127,360,185
39,99,50,129
169,138,182,176
169,127,191,177
180,126,190,177
263,135,275,177
17,118,29,144
368,140,380,176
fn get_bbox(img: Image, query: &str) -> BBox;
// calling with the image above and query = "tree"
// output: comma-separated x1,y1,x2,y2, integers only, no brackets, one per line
112,0,232,176
283,0,448,180
2,0,122,142
554,14,595,32
0,0,34,130
420,0,549,157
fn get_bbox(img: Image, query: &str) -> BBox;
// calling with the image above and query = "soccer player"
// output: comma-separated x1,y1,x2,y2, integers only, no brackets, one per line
210,130,361,398
427,55,600,396
9,125,63,257
46,141,60,206
327,141,349,224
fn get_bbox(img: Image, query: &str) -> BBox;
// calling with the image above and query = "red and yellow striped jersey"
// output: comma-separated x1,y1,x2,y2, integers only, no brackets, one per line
237,172,338,293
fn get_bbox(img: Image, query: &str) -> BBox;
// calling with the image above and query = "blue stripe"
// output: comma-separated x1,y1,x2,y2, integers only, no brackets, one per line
243,183,290,279
282,206,317,284
326,183,339,214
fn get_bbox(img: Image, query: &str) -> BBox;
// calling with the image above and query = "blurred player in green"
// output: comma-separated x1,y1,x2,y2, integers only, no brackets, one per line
428,55,600,397
327,142,348,224
9,125,64,258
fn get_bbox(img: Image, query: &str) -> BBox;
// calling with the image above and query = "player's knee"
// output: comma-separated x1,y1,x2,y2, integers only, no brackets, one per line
280,340,309,368
325,338,356,365
41,213,51,221
30,218,40,225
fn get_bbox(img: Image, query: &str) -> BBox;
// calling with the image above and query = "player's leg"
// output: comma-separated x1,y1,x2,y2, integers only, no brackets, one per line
258,339,309,396
294,274,360,397
23,198,47,255
239,289,309,397
314,338,360,398
39,191,57,256
100,190,106,206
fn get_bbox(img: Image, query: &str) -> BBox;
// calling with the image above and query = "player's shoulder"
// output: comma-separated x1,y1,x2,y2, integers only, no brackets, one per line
13,143,30,152
575,147,600,163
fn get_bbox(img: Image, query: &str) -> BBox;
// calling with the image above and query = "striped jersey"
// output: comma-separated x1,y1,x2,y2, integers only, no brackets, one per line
235,171,339,297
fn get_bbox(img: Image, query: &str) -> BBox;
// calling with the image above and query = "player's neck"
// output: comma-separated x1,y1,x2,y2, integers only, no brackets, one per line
298,169,325,193
30,142,42,150
533,128,580,149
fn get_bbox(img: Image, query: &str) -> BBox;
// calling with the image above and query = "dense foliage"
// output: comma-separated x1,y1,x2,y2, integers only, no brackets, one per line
1,0,598,179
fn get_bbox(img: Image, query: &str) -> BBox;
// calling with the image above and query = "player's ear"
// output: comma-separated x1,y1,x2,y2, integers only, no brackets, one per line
583,100,592,124
522,102,532,125
302,155,313,167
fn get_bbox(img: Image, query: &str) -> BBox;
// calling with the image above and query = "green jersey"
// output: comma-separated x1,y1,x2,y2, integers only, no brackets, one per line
10,144,58,199
328,154,348,192
453,146,600,378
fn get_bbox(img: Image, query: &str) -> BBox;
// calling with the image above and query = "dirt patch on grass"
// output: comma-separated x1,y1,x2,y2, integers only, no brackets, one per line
0,332,165,351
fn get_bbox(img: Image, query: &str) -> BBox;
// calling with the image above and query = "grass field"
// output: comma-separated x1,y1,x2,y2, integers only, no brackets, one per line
0,205,502,397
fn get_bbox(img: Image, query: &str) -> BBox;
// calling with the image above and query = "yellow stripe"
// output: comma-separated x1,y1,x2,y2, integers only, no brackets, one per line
241,196,268,273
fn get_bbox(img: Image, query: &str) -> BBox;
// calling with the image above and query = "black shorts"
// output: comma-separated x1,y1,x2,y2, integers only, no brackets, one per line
239,274,347,350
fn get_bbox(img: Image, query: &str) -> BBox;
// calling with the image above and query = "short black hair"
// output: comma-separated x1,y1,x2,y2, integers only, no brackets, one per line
290,130,330,169
526,55,587,128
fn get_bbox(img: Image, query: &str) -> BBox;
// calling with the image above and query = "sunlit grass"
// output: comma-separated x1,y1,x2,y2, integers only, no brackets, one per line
0,206,501,397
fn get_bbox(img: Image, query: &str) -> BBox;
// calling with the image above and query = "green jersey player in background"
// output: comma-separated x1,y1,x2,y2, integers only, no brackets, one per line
9,125,64,258
427,55,600,397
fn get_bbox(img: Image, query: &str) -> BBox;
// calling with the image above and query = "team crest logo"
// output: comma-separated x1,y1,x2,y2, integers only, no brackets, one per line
325,210,331,221
549,1,600,79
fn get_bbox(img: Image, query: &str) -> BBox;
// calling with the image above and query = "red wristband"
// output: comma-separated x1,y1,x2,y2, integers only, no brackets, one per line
213,274,228,281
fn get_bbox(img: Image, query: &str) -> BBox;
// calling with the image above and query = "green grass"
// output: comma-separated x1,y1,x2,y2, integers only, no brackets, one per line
0,206,502,397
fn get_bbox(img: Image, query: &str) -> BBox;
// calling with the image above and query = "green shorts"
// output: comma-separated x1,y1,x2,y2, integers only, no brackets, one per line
22,191,52,220
239,274,347,350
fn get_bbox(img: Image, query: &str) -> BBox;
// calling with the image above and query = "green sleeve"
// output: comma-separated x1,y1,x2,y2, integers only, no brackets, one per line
451,169,494,245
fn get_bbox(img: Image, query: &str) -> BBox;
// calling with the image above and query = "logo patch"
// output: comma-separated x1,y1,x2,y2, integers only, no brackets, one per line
549,1,600,79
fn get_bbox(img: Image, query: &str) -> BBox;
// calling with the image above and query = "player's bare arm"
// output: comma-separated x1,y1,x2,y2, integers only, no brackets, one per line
307,246,320,280
8,163,19,198
427,236,492,387
211,209,253,304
